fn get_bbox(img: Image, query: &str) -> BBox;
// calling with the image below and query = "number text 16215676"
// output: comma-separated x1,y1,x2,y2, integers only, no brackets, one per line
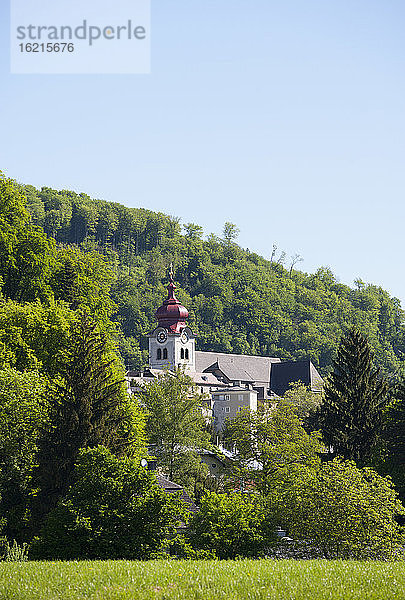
19,43,75,53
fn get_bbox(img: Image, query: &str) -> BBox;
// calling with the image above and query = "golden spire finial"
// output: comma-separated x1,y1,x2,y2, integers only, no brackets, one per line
169,262,174,282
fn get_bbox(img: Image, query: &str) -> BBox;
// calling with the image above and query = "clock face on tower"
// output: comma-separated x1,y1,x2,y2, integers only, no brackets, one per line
156,328,168,344
181,331,189,344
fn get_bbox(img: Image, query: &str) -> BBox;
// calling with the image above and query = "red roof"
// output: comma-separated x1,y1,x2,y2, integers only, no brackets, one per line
155,275,189,333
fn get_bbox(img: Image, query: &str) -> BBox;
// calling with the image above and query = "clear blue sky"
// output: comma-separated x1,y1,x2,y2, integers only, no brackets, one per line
1,1,404,304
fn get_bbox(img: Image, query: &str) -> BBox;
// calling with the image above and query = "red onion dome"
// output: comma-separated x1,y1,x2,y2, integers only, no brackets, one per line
155,273,189,333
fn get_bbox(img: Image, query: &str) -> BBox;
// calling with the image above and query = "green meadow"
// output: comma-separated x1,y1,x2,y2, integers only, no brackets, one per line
0,560,404,600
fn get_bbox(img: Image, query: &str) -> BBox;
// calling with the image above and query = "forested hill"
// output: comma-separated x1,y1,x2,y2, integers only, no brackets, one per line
21,182,405,375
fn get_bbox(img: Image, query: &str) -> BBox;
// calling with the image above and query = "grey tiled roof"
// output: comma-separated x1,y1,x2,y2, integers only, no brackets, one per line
128,368,221,387
156,476,198,513
156,476,183,491
195,351,280,385
188,371,223,386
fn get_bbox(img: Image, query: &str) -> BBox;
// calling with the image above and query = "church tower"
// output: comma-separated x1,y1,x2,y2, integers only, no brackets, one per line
148,267,195,372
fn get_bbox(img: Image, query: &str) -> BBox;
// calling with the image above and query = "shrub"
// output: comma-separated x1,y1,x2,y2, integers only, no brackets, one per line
187,491,277,558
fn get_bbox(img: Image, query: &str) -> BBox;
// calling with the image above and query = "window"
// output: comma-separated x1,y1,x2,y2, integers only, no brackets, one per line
157,349,162,360
185,349,189,360
238,394,245,402
216,394,230,401
224,406,230,413
180,348,184,359
163,348,168,359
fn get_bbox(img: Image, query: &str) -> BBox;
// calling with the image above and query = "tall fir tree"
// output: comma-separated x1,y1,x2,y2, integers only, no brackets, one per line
51,258,80,309
32,313,145,530
381,376,405,500
315,328,389,463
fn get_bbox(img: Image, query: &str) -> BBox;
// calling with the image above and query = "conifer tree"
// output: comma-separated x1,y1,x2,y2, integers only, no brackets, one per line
32,313,145,529
315,328,389,463
51,258,79,309
381,376,405,500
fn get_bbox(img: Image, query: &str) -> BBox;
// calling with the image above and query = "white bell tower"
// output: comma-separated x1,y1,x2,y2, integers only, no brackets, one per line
148,266,195,372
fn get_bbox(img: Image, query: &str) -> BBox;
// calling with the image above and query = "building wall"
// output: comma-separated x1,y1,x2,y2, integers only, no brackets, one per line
212,388,257,432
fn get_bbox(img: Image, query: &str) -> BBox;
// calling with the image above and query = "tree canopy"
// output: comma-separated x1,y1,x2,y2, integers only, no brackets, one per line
223,397,322,493
270,458,405,559
31,446,185,560
138,369,210,487
0,173,55,302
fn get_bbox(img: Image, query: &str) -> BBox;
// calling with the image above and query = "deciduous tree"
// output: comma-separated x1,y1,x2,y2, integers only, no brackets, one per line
31,446,185,559
187,491,276,559
271,459,405,559
0,369,49,540
223,398,322,493
0,172,55,302
139,369,210,485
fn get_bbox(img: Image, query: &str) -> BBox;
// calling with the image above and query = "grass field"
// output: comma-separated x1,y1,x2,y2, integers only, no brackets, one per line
0,559,404,600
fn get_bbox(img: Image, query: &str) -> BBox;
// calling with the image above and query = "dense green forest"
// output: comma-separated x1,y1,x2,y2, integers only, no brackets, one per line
20,181,405,376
